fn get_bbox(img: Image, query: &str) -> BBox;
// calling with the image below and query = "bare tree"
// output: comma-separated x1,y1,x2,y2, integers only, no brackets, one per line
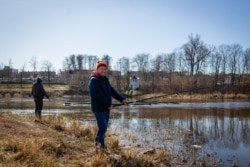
151,54,165,81
162,52,176,87
241,48,250,91
154,55,163,72
0,63,4,81
102,55,112,69
133,53,150,72
69,54,77,71
182,34,210,88
211,46,222,86
87,55,98,70
217,45,229,85
147,55,163,92
116,57,130,90
41,60,53,86
176,51,187,73
76,54,83,70
63,57,72,71
117,57,130,75
7,59,13,82
131,53,150,91
148,57,160,93
243,48,250,74
63,54,84,71
19,62,26,87
227,44,242,85
30,56,38,71
82,54,88,69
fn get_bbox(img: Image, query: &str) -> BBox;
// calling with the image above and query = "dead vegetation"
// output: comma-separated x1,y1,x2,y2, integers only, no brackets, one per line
0,112,223,167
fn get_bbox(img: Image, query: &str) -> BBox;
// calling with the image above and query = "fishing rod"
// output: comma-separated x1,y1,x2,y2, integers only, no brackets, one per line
112,87,211,107
63,87,211,107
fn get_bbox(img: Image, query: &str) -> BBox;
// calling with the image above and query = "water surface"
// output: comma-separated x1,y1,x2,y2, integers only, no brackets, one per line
1,100,250,166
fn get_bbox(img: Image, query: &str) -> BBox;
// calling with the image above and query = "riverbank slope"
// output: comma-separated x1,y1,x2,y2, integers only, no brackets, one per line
0,112,223,167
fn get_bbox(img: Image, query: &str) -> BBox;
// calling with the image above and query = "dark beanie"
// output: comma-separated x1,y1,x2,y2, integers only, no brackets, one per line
37,78,42,83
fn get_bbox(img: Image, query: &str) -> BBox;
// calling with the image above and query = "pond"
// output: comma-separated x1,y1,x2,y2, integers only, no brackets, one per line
1,99,250,166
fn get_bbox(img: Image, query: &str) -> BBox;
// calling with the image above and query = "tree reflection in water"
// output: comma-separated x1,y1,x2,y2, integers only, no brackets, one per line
2,100,250,166
108,102,250,166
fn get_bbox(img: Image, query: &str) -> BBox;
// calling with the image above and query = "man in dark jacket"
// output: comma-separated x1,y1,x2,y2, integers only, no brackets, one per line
32,78,49,121
88,60,127,153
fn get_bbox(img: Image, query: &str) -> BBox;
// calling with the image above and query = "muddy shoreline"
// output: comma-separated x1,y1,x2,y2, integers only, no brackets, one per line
0,112,224,167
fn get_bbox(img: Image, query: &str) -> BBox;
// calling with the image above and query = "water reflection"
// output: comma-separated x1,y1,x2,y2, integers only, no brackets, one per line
109,103,250,166
1,100,250,166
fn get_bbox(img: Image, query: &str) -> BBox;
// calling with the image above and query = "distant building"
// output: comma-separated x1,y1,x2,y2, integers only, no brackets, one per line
0,66,18,82
17,71,56,83
0,66,122,86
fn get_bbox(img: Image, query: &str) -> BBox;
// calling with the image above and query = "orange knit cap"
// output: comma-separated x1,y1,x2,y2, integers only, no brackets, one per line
96,60,107,69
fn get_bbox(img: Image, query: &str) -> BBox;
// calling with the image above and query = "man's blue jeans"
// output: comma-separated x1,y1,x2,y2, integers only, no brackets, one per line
93,111,110,148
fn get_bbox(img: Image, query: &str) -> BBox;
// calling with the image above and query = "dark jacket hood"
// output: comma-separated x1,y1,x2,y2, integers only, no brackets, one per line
37,78,42,83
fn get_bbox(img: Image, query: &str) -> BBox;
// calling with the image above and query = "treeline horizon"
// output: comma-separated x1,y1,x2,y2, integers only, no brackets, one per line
57,34,250,95
1,34,250,74
1,34,250,95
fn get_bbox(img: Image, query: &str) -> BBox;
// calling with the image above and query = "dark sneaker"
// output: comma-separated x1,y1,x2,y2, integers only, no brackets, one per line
95,142,101,153
100,148,110,154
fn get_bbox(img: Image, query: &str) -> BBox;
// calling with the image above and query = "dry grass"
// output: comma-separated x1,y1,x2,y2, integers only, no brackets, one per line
0,84,69,99
0,112,223,167
0,84,69,91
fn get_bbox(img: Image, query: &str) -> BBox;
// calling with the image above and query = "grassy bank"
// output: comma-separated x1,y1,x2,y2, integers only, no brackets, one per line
0,112,223,167
0,83,250,101
0,84,70,98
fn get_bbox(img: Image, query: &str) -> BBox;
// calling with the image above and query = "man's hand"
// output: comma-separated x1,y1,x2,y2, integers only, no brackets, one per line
122,100,128,105
108,106,112,111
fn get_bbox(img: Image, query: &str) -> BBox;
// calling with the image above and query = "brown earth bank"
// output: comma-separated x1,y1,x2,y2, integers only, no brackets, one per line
0,112,225,167
0,84,250,100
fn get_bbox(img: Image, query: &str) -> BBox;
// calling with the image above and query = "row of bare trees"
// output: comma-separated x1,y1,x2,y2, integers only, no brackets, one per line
63,35,250,78
62,34,250,93
62,54,113,71
1,34,249,93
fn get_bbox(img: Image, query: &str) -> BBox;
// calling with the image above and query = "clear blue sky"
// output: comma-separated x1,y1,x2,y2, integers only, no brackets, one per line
1,0,250,72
